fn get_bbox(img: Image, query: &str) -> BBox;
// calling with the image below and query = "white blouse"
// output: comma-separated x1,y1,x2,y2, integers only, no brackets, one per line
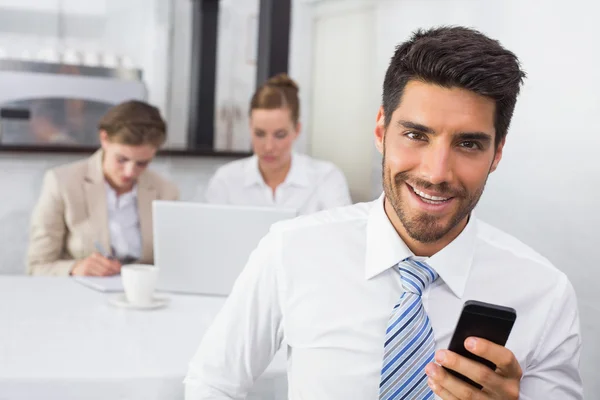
203,153,352,215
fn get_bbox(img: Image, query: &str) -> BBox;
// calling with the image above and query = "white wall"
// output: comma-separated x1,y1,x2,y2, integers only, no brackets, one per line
309,0,599,394
310,0,380,202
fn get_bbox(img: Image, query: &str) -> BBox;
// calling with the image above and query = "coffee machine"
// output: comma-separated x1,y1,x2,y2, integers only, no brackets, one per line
0,59,147,146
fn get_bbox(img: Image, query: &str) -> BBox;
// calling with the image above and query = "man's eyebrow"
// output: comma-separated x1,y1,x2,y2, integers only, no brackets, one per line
456,132,493,143
397,120,435,134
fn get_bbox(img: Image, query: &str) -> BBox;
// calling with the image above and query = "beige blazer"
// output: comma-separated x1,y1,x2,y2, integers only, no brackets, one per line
27,150,180,276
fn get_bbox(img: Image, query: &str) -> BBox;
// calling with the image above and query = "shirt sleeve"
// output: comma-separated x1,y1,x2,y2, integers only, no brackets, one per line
316,167,352,210
520,275,583,399
184,229,285,399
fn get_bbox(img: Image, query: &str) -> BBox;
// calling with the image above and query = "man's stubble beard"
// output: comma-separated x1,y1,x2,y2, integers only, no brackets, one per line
381,150,488,243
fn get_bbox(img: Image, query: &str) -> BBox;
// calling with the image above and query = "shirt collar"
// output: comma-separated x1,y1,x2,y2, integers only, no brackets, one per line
427,212,476,299
364,194,413,280
364,193,476,299
243,153,310,188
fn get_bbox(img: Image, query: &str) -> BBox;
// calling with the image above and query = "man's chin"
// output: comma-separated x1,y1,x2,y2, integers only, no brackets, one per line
408,230,448,243
400,210,457,241
405,224,445,243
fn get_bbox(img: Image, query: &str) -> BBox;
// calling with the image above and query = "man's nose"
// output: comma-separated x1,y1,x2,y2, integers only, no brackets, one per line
419,144,454,185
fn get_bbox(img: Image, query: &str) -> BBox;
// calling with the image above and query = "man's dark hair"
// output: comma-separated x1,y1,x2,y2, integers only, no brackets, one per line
383,26,526,145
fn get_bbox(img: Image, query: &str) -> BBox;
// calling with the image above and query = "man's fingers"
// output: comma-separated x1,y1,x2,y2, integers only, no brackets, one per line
426,362,486,400
434,349,500,390
427,376,460,400
465,338,523,378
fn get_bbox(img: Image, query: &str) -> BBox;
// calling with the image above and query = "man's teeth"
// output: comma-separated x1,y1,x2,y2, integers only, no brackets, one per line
412,187,450,202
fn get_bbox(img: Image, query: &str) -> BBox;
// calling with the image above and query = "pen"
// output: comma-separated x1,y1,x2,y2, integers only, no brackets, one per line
94,241,114,260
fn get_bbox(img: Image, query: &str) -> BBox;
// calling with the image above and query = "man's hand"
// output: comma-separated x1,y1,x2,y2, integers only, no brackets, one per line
71,253,121,276
425,337,522,399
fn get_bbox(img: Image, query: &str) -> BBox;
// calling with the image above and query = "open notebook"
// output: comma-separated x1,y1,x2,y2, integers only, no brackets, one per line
73,276,124,292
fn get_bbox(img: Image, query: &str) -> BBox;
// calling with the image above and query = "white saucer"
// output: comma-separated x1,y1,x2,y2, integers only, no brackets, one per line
108,293,170,310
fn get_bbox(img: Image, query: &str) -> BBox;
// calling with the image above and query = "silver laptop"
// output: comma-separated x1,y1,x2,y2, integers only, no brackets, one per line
153,201,296,296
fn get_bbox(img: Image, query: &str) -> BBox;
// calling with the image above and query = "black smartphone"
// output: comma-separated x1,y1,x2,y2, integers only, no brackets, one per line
444,300,517,389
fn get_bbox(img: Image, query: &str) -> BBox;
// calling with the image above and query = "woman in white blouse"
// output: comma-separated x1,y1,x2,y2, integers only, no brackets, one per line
204,74,352,215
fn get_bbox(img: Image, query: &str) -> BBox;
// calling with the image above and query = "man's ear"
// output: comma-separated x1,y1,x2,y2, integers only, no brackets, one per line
374,107,386,155
490,137,506,173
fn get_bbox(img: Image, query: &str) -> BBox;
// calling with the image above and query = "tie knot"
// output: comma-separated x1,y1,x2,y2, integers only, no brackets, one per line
397,258,439,296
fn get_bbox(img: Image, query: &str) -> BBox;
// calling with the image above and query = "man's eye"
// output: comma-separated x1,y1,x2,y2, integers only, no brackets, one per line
405,131,426,141
459,141,483,150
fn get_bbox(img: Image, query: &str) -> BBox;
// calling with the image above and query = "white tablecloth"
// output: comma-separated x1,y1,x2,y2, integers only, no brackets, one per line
0,277,287,400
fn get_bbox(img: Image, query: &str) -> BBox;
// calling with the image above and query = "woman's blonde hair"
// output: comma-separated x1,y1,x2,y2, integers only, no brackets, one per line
249,73,300,124
98,100,167,147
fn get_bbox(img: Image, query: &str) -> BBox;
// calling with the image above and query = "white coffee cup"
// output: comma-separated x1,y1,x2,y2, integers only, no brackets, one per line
121,264,158,306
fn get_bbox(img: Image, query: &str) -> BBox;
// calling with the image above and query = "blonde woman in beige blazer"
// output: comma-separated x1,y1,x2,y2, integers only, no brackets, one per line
27,101,179,276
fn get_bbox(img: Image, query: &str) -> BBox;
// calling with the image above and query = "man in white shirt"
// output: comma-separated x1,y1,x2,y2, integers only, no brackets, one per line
184,26,583,399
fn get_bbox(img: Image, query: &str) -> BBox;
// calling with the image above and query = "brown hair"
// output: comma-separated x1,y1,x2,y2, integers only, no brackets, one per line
98,100,167,147
250,73,300,124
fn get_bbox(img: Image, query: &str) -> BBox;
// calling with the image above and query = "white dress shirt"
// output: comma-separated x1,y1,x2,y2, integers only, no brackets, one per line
203,153,352,215
184,195,583,400
105,183,142,261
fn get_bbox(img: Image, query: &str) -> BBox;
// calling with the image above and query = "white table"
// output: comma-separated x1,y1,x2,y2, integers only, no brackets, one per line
0,277,287,400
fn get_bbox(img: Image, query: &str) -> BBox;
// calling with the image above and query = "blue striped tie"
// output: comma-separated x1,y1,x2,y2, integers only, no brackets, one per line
379,258,439,400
